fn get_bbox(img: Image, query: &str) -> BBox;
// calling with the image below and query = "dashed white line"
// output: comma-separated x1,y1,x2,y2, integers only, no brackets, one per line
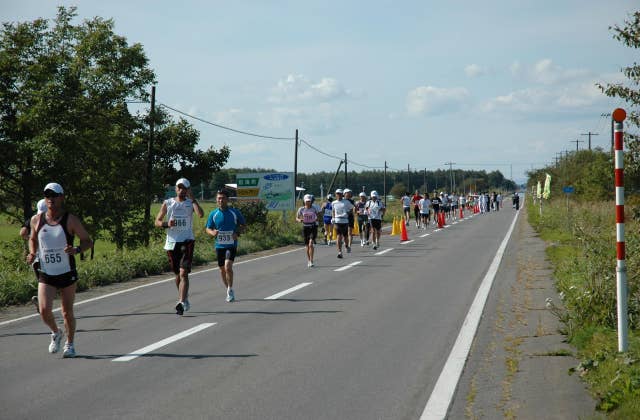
400,240,415,244
113,322,216,362
375,248,393,256
334,261,362,272
264,282,313,300
420,233,430,238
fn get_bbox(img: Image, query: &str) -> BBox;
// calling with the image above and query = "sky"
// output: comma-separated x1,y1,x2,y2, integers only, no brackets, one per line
2,0,638,184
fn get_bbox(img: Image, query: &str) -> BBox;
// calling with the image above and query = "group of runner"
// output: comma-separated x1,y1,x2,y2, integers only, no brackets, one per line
24,178,247,358
296,188,386,266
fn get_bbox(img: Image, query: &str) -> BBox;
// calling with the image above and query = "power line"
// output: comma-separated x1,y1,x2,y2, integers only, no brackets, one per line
159,103,295,141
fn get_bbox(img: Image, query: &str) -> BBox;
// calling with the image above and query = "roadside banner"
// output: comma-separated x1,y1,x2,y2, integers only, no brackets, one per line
536,181,542,199
543,173,551,199
236,172,295,210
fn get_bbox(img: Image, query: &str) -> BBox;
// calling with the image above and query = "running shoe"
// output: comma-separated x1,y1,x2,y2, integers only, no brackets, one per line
226,289,235,302
175,301,184,316
62,343,76,358
337,252,343,259
310,262,314,267
346,246,351,253
183,299,191,312
373,245,378,250
49,330,63,353
307,261,313,268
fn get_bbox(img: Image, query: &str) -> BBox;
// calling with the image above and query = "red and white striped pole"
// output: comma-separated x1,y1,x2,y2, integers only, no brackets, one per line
613,107,628,352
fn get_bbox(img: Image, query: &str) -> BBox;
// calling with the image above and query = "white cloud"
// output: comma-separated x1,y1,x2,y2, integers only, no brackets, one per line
509,58,591,85
465,64,487,78
406,86,470,116
269,74,350,104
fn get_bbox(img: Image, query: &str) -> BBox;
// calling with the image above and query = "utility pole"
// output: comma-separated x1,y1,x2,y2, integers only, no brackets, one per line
144,85,156,246
344,153,348,187
384,161,388,206
444,161,456,193
294,129,299,208
570,139,584,151
602,112,613,156
407,164,410,191
581,132,599,150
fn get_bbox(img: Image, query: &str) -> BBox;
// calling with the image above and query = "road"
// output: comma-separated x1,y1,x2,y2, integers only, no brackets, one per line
0,207,517,420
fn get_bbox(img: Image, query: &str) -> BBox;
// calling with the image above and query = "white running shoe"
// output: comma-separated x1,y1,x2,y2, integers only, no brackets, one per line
62,343,76,358
183,300,191,312
49,330,63,354
226,289,235,302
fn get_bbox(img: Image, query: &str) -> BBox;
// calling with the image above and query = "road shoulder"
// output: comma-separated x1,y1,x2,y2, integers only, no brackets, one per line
447,207,601,419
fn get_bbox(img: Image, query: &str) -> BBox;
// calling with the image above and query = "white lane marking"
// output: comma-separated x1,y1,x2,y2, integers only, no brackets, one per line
0,248,303,327
433,228,442,232
333,261,362,272
264,282,312,300
113,322,216,362
375,248,393,256
420,210,519,420
420,233,430,238
400,240,415,244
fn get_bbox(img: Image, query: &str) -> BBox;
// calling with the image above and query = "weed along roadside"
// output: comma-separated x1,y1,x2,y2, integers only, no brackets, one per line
528,195,640,417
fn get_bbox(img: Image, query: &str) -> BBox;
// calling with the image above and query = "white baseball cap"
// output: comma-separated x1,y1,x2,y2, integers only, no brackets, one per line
303,194,313,202
335,188,343,194
37,199,47,214
370,190,378,197
43,182,64,194
343,188,352,194
359,192,366,197
176,178,190,188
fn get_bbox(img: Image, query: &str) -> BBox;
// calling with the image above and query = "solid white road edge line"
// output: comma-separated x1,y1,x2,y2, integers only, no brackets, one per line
112,322,216,362
0,248,303,327
420,210,520,420
333,261,362,272
264,282,313,300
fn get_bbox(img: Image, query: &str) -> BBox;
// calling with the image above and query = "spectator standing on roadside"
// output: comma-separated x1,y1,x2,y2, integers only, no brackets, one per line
296,194,321,267
155,178,204,315
206,189,246,303
27,183,93,358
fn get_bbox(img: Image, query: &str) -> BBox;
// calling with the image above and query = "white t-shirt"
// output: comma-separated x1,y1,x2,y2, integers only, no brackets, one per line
332,199,354,224
419,198,431,214
366,199,385,220
297,205,320,226
401,195,411,207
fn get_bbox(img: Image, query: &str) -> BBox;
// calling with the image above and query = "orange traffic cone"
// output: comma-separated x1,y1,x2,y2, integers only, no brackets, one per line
459,206,464,219
400,219,409,241
437,212,444,228
353,218,359,235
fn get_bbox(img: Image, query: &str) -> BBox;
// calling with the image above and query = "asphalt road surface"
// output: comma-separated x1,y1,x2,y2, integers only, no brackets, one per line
1,207,517,420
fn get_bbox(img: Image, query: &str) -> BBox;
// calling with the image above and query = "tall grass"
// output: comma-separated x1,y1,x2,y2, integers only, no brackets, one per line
527,195,640,414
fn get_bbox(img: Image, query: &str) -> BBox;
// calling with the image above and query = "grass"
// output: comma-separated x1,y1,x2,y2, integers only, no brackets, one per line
527,195,640,416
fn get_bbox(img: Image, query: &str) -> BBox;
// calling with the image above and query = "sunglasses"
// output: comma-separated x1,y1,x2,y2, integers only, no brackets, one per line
44,190,61,198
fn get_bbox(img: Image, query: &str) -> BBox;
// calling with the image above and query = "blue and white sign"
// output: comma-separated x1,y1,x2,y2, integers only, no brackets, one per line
563,186,574,194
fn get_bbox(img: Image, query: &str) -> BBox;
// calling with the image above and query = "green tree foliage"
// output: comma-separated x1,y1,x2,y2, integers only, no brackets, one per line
527,149,613,201
598,11,640,190
0,7,230,249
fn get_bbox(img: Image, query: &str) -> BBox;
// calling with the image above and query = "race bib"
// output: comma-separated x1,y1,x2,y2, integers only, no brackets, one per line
217,230,235,245
40,246,70,275
172,215,189,231
303,211,317,224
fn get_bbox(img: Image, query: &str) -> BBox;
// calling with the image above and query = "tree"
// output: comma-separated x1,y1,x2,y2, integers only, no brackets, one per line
0,7,155,231
598,11,640,190
0,7,230,249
